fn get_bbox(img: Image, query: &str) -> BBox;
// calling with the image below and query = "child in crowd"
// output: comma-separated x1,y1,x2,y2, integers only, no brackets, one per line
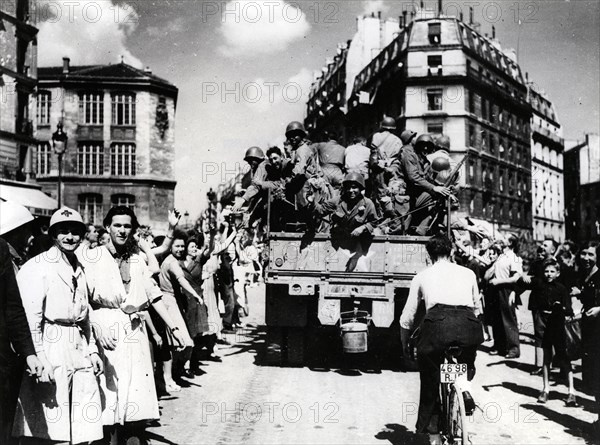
523,258,577,406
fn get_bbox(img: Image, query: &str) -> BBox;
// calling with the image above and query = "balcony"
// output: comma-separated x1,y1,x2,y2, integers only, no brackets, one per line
532,123,564,146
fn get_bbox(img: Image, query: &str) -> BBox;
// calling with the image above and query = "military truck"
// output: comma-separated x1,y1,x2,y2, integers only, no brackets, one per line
263,197,432,366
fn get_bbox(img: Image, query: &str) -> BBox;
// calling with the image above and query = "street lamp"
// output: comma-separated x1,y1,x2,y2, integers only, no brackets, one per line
52,122,68,208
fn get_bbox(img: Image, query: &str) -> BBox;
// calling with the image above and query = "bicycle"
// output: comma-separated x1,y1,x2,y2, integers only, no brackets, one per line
439,346,472,445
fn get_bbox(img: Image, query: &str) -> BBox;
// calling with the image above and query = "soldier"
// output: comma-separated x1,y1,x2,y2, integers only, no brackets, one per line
401,134,452,235
369,117,406,219
428,135,456,187
345,136,370,184
286,121,320,187
232,146,290,212
329,173,379,272
315,130,345,189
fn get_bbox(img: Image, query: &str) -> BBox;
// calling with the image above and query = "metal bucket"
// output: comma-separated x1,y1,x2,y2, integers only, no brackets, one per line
340,310,370,354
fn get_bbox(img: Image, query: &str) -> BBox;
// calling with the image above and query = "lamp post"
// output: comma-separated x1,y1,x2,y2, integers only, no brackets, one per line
52,122,68,208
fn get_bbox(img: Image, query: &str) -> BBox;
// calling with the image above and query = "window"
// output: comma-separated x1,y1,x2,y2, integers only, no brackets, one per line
111,194,135,209
79,194,103,225
77,143,104,175
79,92,104,125
427,55,442,75
427,123,443,137
468,90,475,113
481,130,487,151
37,143,52,175
427,89,443,111
111,93,136,126
490,105,496,124
428,23,441,44
481,98,488,120
489,135,496,155
468,124,476,147
110,144,136,176
37,91,51,125
499,169,505,193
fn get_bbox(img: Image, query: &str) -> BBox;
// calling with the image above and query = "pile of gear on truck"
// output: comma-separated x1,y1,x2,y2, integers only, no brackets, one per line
231,117,464,240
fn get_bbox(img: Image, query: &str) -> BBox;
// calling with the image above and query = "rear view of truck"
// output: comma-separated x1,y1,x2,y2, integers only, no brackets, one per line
264,225,431,366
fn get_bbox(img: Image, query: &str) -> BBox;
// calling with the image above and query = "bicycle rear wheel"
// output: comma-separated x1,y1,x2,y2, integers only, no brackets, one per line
448,384,470,444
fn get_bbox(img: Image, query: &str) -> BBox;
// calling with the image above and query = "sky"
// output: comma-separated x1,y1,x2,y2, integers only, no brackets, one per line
35,0,600,219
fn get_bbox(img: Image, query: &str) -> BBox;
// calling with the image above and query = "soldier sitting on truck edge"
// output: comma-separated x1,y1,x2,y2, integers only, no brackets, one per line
401,134,452,236
326,173,379,272
427,135,458,188
368,117,406,220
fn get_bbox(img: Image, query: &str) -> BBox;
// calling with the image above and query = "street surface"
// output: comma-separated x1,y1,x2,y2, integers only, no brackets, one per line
148,285,598,445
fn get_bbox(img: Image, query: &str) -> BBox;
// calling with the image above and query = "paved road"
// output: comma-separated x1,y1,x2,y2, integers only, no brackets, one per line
147,285,598,445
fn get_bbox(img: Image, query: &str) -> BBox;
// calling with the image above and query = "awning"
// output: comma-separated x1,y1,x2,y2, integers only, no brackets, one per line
0,182,57,217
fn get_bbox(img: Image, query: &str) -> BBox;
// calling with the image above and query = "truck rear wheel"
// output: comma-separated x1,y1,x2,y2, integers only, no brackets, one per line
265,326,283,366
286,327,306,367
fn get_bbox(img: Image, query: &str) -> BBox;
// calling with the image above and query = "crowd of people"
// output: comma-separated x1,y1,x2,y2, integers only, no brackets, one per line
0,199,263,444
452,231,600,437
232,117,458,239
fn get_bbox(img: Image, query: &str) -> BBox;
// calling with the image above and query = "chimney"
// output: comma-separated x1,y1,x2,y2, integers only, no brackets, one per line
438,0,443,17
402,10,407,26
469,6,474,24
62,57,70,74
378,11,381,19
144,66,152,74
460,11,463,21
492,25,496,39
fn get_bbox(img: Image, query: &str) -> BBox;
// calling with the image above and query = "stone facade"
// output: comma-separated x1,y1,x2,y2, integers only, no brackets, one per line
529,88,565,242
0,0,38,181
306,11,533,232
35,61,178,232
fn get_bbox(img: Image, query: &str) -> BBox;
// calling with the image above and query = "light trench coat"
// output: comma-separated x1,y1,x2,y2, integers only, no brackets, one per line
13,246,103,444
78,245,161,426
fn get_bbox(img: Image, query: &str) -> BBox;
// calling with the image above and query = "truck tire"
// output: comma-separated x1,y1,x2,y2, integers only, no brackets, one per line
265,326,283,366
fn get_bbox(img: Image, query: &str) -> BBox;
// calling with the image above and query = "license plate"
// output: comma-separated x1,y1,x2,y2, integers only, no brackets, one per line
440,363,467,383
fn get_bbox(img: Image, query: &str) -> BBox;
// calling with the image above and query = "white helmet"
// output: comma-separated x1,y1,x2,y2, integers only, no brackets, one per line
0,200,34,235
49,207,85,236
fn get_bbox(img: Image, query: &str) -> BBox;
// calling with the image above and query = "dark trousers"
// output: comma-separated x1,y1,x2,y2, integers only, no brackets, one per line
416,305,483,434
492,288,520,356
407,191,435,235
0,360,23,445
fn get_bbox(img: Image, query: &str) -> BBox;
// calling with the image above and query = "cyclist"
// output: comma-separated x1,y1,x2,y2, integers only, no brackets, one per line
400,234,484,445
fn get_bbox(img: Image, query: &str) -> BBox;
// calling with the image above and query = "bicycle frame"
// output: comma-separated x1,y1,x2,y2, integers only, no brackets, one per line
439,348,470,445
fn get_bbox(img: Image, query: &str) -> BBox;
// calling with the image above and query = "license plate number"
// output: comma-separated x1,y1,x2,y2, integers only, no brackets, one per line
440,363,467,383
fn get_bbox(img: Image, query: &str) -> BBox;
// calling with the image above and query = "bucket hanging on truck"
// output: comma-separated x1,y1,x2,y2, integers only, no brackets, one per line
339,309,371,353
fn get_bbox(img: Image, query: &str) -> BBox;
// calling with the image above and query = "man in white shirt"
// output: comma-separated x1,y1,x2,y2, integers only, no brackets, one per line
400,235,483,444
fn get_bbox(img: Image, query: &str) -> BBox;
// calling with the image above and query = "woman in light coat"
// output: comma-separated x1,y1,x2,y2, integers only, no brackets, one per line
13,207,104,444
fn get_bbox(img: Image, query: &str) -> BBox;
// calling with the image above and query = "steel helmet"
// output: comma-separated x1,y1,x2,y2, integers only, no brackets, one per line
415,134,434,148
435,135,451,151
343,172,366,189
285,121,307,137
49,207,85,236
400,129,417,145
244,146,265,162
0,200,34,235
431,156,451,172
380,117,396,130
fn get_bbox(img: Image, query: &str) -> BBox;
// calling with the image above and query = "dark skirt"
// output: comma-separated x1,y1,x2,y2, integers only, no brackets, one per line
582,314,600,397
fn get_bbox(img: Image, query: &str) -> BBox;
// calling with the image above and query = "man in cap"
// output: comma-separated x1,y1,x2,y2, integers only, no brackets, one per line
0,202,43,444
401,134,452,235
369,117,407,219
13,207,104,444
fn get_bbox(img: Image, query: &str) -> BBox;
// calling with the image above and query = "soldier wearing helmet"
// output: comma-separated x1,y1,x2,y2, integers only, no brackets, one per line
284,121,321,210
401,134,452,235
368,116,406,219
232,146,291,213
428,135,457,187
13,207,104,444
328,173,379,271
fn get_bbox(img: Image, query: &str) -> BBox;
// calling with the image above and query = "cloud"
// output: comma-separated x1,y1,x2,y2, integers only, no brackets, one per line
218,1,310,58
146,17,187,38
36,0,143,68
361,0,390,16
